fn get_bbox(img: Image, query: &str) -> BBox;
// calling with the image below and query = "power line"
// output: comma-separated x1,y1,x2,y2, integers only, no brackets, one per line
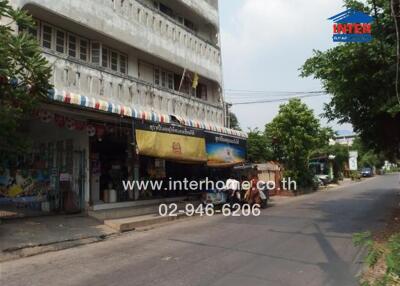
224,89,328,100
231,93,328,105
226,93,311,99
224,89,325,94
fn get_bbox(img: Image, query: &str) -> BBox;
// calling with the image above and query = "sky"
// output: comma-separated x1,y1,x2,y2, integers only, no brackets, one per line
219,0,353,133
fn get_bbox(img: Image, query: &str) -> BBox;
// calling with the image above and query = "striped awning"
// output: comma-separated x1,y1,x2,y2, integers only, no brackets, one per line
48,88,170,124
173,115,246,138
48,89,247,138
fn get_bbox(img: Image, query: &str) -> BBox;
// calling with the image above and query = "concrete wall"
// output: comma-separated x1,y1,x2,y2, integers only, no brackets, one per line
7,0,225,127
12,0,222,84
46,52,225,126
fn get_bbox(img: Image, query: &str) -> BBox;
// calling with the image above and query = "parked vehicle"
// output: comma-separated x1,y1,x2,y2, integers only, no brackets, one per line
361,167,373,177
316,174,332,185
312,176,324,190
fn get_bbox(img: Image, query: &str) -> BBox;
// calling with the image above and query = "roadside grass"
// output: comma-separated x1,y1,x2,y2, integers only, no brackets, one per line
353,206,400,286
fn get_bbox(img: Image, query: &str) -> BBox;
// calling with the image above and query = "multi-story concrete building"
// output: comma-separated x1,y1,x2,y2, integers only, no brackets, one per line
2,0,247,216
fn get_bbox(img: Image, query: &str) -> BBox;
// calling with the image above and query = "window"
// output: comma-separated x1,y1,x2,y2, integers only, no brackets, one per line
196,83,207,100
159,3,174,18
119,54,127,74
102,47,109,68
167,73,173,89
68,34,77,57
42,24,53,49
184,19,196,32
161,71,166,87
154,68,160,85
154,67,174,90
56,30,65,53
111,50,118,71
91,42,101,65
33,20,127,73
79,39,88,61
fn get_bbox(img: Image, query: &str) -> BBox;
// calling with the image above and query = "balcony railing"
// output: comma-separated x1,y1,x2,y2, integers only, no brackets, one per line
109,0,221,65
44,50,225,126
23,0,222,83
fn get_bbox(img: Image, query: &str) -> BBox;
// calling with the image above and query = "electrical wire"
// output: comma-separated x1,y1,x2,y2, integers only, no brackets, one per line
230,92,328,105
224,89,325,94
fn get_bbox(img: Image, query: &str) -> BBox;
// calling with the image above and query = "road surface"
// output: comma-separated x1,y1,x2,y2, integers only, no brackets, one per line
1,174,399,286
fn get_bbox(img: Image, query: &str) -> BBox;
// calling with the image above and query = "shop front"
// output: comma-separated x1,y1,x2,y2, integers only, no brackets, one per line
88,118,144,207
1,86,249,216
88,120,211,206
134,121,208,198
0,108,90,217
3,89,249,213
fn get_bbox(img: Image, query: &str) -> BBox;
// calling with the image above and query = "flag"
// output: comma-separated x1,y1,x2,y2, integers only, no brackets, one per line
192,73,199,89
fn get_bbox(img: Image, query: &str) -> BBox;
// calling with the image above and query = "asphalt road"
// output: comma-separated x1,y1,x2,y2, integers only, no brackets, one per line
1,174,399,286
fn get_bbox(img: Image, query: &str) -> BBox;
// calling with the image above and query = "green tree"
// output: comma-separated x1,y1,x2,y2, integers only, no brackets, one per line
229,111,241,131
301,0,400,159
352,137,384,168
265,99,329,187
246,128,272,163
0,0,52,160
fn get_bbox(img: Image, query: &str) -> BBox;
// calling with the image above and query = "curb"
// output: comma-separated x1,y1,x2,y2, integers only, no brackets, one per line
0,233,118,263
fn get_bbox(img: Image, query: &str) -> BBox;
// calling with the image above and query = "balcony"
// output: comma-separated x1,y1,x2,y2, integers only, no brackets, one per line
44,51,225,126
174,0,219,28
21,0,223,83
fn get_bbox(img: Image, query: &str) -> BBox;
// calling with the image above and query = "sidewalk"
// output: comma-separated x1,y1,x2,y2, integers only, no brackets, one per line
0,214,117,262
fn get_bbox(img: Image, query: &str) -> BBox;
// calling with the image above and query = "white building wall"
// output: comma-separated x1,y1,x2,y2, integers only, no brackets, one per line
45,53,224,125
11,0,222,83
8,0,225,127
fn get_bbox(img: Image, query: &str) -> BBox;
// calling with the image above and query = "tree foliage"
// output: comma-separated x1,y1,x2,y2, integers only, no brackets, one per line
246,128,272,163
0,0,52,160
265,99,330,187
229,111,241,131
352,137,385,168
301,0,400,159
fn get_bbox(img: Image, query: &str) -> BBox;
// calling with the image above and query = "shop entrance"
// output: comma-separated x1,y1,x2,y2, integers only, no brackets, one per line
90,133,132,204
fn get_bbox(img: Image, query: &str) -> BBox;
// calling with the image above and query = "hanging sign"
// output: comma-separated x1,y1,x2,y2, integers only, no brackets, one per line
135,121,207,162
205,131,247,167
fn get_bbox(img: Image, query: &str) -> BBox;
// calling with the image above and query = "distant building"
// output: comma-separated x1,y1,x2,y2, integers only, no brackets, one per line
329,130,356,146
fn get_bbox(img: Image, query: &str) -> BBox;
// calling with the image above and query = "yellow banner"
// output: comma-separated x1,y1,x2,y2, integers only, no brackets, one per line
136,130,207,162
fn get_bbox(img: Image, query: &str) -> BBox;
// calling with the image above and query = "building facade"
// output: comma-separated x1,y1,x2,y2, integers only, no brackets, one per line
1,0,247,215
